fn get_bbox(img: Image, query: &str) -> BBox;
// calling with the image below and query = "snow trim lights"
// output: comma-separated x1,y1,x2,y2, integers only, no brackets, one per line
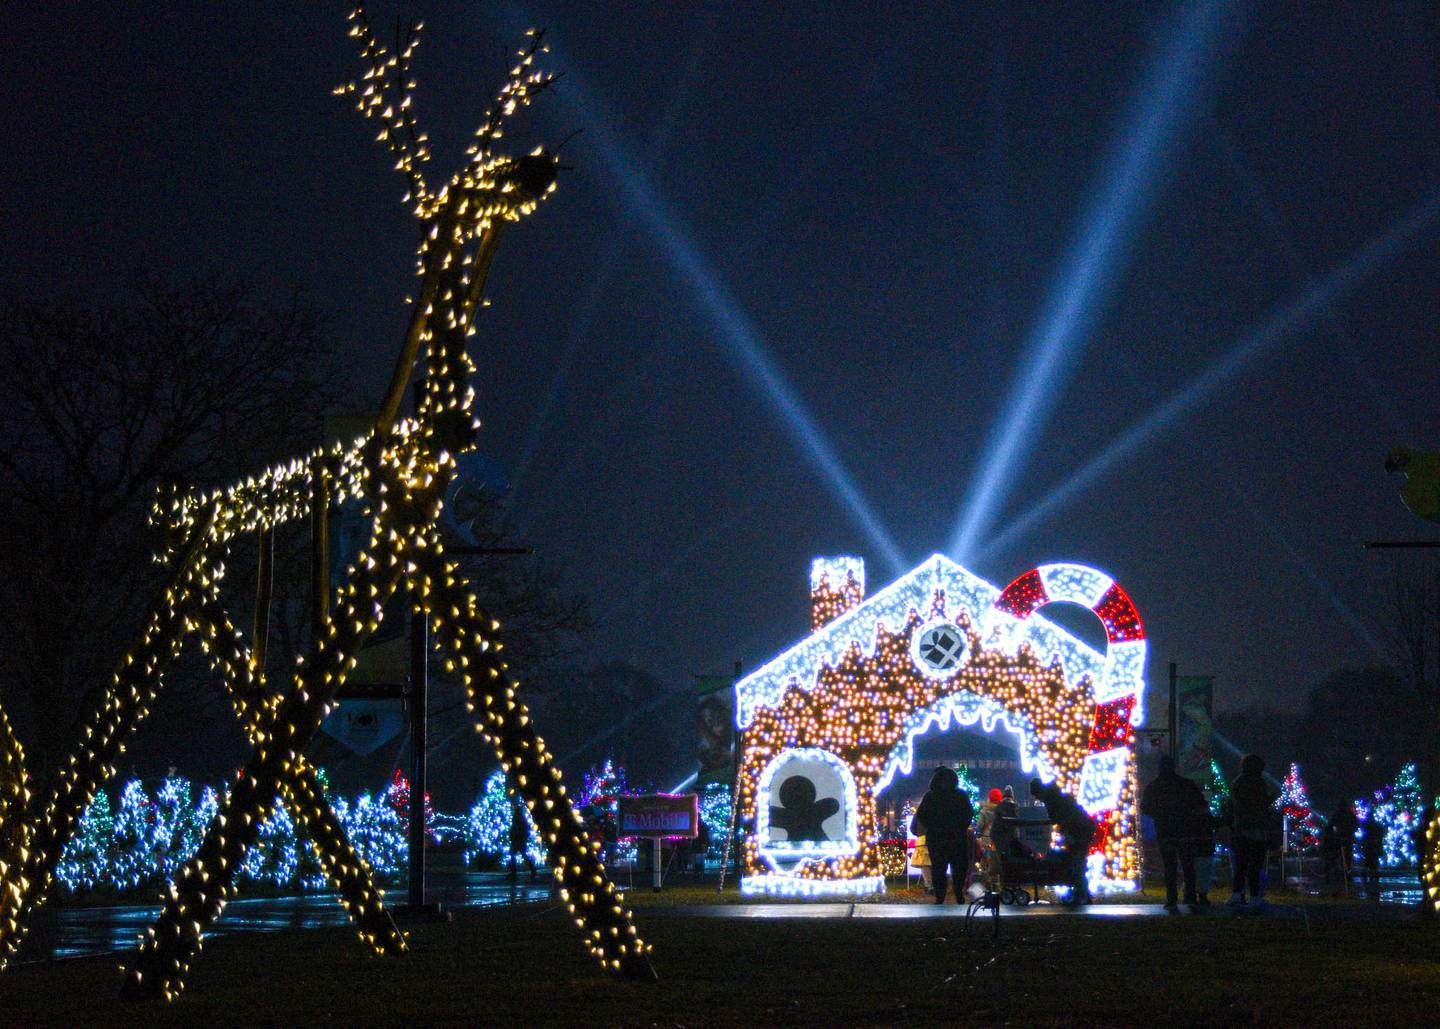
741,874,886,898
734,553,1146,898
737,554,1109,730
875,693,1052,796
810,556,865,594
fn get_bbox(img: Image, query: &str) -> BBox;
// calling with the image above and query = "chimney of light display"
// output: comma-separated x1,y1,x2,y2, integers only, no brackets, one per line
809,556,865,631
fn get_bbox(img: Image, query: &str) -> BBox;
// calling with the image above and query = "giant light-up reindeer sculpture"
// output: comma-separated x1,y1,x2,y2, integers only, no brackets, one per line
0,7,654,998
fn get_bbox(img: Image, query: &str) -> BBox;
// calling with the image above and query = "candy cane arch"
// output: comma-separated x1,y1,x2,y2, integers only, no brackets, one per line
992,563,1146,890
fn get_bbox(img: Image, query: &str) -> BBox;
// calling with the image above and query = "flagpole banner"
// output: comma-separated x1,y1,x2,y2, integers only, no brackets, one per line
1174,675,1215,782
695,675,735,786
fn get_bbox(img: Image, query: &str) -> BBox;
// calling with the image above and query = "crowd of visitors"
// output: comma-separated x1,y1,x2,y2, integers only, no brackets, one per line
907,751,1396,911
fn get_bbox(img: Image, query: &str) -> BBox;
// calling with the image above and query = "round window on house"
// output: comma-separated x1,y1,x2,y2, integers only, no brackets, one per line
913,621,967,677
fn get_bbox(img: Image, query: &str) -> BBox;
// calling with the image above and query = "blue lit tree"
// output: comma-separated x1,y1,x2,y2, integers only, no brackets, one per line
341,792,407,879
153,776,202,879
56,788,113,892
110,780,159,889
240,803,300,887
1355,762,1424,867
464,770,546,867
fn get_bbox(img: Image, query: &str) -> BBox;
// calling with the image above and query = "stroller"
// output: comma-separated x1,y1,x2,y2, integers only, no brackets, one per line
965,834,1073,937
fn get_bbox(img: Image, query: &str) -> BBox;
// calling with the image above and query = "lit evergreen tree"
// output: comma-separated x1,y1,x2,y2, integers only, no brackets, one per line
342,792,407,878
464,770,545,866
152,776,197,878
579,759,635,862
240,803,300,887
110,779,158,889
1203,759,1229,818
954,765,982,810
1274,762,1320,852
57,788,113,892
697,782,732,859
1377,763,1423,866
385,769,435,840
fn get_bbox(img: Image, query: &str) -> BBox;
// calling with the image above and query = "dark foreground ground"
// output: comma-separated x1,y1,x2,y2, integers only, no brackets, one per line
1,892,1436,1027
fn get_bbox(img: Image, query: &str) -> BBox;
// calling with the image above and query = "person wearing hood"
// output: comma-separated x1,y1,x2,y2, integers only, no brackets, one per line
1141,755,1209,912
911,766,975,904
1226,754,1277,907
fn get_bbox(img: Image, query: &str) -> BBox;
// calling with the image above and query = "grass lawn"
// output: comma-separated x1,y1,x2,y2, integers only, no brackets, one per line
2,891,1437,1026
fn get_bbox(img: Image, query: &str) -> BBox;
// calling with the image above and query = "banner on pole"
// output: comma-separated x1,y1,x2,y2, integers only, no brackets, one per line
695,675,735,787
1174,675,1214,782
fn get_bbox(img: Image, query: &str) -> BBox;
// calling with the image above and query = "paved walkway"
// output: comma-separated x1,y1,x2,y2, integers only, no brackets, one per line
662,901,1168,919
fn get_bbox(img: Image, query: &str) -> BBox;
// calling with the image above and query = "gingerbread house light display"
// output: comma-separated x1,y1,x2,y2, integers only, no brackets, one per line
734,554,1147,897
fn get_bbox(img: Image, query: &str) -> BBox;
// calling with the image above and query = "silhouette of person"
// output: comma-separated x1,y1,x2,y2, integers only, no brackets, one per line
770,775,839,842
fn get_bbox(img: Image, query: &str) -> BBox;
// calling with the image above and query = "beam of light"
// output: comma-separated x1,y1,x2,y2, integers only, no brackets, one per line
498,11,905,576
507,238,616,501
1221,134,1413,439
509,14,717,500
948,0,1234,562
1210,467,1388,660
553,690,687,769
592,134,907,576
980,190,1440,560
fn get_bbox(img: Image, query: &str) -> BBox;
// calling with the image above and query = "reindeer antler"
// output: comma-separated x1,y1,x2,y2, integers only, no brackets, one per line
335,5,432,208
466,29,558,169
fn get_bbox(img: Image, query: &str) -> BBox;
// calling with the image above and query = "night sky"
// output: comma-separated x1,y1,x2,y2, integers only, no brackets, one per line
3,2,1438,727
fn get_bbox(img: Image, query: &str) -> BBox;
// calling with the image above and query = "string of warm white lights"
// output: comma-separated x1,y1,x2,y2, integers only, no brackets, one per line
1,6,654,997
0,705,28,960
413,534,652,978
1425,811,1440,911
0,507,217,971
191,596,406,955
120,443,419,999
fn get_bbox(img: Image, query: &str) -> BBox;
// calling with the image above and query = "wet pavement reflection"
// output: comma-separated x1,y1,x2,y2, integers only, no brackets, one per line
17,872,552,964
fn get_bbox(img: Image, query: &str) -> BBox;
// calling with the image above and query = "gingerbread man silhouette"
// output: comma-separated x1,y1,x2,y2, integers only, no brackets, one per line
769,775,839,842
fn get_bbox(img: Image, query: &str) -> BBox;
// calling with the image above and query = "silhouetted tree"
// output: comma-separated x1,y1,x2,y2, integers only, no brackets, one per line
1383,555,1440,794
0,275,340,783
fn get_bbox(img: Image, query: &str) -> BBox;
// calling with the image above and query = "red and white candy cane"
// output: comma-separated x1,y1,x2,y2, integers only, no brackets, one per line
993,563,1146,854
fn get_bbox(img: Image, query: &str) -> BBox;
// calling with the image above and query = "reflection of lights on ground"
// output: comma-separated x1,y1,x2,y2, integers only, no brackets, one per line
28,875,553,962
949,0,1234,562
980,191,1440,563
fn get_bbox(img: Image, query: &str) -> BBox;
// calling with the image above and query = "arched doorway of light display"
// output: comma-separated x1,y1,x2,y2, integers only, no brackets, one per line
734,554,1147,898
755,748,861,873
